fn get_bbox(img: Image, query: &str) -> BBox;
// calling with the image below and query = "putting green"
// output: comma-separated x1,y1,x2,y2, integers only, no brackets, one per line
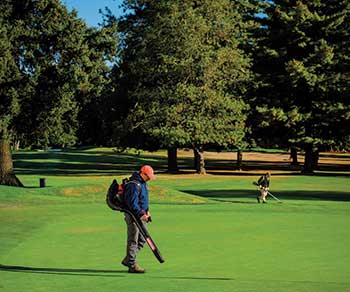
1,198,350,292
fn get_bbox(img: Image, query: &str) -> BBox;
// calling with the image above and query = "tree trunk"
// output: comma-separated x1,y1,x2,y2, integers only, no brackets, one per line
193,148,198,169
312,149,319,170
167,147,179,173
236,150,243,170
290,147,299,166
193,147,206,174
302,144,315,174
0,139,24,187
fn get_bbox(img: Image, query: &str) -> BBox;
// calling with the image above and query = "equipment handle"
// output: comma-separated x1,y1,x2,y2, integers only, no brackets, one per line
121,209,164,263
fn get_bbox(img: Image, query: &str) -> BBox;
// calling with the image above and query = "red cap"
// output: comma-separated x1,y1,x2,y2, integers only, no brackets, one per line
140,165,155,180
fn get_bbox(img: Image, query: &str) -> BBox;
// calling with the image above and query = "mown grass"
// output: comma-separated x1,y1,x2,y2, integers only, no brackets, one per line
1,148,350,292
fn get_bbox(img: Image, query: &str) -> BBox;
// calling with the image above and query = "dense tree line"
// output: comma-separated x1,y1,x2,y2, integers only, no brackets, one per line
115,0,254,173
0,0,349,185
250,0,350,173
0,0,118,185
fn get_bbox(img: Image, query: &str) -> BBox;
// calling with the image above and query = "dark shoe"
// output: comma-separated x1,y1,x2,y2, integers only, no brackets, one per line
121,257,129,267
128,263,145,273
256,196,260,203
263,200,267,204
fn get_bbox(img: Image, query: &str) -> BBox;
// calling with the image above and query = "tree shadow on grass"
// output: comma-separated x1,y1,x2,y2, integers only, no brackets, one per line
0,264,126,277
12,149,350,177
182,189,350,202
13,150,171,176
205,159,350,176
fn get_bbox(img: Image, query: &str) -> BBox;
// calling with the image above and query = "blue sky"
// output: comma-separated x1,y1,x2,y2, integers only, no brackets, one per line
61,0,125,27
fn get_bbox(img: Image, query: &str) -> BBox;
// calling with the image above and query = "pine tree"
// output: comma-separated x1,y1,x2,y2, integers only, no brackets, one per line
252,0,350,173
116,0,251,173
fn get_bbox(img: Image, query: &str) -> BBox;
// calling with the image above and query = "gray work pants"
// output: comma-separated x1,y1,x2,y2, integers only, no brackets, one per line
124,213,147,266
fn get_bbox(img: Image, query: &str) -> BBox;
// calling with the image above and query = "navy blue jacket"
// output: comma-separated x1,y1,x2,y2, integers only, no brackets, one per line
123,171,149,218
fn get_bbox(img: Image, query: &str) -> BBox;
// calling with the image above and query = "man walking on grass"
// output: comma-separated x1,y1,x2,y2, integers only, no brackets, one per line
257,172,271,203
121,165,155,273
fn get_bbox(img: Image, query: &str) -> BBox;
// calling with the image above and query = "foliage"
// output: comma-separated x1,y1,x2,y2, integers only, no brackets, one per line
76,9,119,146
1,0,349,176
115,0,252,153
0,0,118,149
250,0,350,157
0,6,20,139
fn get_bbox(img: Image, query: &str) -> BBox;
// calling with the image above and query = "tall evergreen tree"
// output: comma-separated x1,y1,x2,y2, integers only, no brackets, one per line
252,0,350,172
116,0,251,173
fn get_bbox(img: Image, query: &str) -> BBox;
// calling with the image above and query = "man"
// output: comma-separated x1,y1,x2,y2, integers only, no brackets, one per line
257,172,271,203
121,165,155,273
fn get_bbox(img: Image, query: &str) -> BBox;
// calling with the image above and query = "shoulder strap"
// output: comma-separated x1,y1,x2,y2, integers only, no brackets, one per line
126,180,142,192
125,180,143,207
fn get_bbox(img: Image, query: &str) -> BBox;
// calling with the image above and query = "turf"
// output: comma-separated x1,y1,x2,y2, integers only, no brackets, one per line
1,148,350,292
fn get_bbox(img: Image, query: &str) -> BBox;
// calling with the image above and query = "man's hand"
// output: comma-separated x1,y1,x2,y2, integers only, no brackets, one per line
146,211,152,222
140,214,150,222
